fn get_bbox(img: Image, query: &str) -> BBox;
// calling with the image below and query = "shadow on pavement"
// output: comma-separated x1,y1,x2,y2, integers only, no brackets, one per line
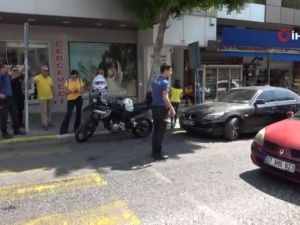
0,130,206,177
172,129,254,143
240,169,300,206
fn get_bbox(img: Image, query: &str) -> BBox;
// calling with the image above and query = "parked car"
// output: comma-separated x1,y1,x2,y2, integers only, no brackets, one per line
205,80,240,98
251,111,300,183
180,86,300,141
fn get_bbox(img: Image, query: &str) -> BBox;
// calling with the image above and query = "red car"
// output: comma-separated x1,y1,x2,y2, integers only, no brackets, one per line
251,111,300,183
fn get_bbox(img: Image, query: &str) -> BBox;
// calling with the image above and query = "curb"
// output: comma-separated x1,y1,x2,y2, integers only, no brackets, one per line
0,131,109,145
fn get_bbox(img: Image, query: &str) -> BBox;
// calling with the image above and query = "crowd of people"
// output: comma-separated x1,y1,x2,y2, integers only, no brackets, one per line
0,64,108,139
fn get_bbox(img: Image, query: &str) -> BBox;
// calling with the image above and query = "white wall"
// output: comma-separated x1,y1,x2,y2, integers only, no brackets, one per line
217,3,265,22
153,15,217,46
0,0,131,21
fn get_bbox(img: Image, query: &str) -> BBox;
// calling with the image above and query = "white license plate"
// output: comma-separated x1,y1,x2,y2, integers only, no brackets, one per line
264,156,296,173
182,120,195,126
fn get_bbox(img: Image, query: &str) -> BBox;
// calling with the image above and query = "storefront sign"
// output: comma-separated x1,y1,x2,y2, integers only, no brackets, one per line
278,29,300,42
55,41,65,103
223,27,300,49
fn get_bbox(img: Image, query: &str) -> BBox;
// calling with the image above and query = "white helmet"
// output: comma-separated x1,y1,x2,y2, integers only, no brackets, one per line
123,98,134,112
92,75,107,91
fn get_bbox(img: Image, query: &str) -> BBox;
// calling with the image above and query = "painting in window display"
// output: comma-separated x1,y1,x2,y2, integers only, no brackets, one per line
69,42,137,97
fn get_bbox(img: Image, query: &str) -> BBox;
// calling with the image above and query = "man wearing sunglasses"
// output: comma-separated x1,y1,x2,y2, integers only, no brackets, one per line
32,66,55,131
0,64,25,139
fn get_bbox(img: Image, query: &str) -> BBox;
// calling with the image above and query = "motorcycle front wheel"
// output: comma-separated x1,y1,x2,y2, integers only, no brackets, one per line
132,117,153,138
75,119,98,143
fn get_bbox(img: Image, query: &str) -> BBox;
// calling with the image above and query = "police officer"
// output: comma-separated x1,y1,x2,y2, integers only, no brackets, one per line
151,63,175,160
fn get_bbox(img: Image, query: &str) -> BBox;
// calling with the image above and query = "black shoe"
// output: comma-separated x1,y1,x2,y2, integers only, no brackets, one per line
14,130,26,135
3,133,13,139
43,126,48,131
152,153,169,160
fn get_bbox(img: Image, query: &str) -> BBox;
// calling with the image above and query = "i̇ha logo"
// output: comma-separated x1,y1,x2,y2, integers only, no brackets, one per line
278,28,300,42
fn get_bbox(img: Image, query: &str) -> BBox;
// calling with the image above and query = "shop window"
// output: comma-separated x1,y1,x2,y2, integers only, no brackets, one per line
0,41,49,103
295,0,300,9
274,89,295,101
0,41,49,74
282,0,295,8
257,90,276,103
69,42,137,97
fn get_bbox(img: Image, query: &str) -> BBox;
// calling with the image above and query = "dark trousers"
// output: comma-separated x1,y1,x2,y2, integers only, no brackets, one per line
183,95,194,105
152,106,169,155
171,102,180,127
15,95,24,126
60,96,83,134
0,96,20,135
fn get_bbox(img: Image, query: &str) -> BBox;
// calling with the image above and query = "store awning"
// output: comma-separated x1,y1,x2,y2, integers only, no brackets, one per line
221,51,300,62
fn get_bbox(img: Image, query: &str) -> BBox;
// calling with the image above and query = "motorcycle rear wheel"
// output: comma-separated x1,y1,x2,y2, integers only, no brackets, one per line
132,117,153,138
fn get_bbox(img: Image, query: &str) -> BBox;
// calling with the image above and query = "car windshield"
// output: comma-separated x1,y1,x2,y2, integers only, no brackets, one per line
219,89,257,103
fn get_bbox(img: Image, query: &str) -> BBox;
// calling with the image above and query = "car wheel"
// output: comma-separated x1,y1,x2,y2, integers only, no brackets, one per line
224,118,240,141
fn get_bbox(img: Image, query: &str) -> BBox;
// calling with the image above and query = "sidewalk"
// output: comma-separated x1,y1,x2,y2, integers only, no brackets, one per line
1,112,106,144
1,104,189,145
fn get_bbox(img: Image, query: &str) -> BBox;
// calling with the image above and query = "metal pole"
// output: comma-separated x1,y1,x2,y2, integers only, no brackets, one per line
24,22,29,133
202,65,206,103
195,68,202,104
267,54,271,85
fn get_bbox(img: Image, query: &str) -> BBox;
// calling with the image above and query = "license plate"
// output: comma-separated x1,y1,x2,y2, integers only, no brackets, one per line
264,156,296,173
182,120,195,126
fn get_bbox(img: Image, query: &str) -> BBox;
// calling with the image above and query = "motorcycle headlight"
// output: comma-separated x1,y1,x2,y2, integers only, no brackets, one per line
254,128,265,146
204,112,224,120
92,98,98,103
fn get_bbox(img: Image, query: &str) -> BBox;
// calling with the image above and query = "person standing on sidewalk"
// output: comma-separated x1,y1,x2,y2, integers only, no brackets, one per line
32,66,55,131
60,70,84,135
151,63,175,160
170,79,183,129
11,65,25,127
0,64,25,139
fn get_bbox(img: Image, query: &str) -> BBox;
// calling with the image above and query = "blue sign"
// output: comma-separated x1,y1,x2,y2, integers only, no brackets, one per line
188,42,202,103
222,27,300,49
188,42,201,69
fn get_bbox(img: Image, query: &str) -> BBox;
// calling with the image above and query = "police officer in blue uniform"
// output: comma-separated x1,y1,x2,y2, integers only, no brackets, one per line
151,64,175,160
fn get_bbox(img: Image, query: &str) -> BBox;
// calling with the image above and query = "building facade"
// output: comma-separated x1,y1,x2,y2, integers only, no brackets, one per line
1,0,300,112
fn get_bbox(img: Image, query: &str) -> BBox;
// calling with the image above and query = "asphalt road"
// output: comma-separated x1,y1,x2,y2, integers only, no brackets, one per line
0,130,299,225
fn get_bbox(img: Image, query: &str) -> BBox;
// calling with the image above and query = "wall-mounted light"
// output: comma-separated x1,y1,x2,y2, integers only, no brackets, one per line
119,24,126,27
62,21,70,24
27,18,36,22
96,23,103,26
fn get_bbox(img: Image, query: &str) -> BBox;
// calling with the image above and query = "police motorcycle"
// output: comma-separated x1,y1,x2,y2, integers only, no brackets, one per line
75,82,153,143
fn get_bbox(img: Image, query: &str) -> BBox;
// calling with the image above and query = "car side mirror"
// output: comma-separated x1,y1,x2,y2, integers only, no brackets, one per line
254,99,265,106
287,111,294,119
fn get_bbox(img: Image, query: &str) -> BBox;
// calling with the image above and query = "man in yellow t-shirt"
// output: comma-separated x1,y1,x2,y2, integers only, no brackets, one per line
32,66,55,130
